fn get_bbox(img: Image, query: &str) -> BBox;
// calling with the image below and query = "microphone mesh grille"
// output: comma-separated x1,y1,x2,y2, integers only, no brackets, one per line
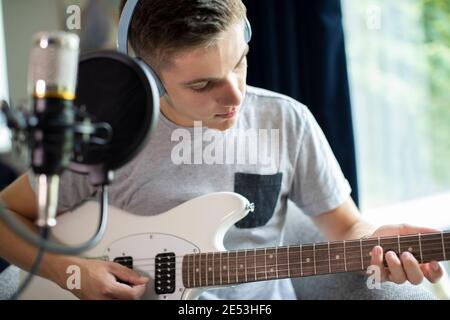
28,32,80,99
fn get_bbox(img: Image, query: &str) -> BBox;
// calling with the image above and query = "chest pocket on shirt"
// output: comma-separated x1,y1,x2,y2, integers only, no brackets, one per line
234,172,283,229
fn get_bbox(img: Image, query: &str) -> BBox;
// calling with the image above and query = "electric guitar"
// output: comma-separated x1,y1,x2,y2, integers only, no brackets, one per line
19,192,450,300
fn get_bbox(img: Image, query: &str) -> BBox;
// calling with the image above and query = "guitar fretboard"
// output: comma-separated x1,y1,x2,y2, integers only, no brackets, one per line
181,231,450,288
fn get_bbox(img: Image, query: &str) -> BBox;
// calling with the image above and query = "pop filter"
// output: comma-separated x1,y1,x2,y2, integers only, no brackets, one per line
0,48,160,264
69,50,159,184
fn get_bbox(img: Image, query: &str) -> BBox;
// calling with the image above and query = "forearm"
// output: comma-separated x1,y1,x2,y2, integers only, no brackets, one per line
0,209,76,288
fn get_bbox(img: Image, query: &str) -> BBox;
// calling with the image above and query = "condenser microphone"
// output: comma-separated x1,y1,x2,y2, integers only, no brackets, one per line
0,45,159,255
27,32,80,227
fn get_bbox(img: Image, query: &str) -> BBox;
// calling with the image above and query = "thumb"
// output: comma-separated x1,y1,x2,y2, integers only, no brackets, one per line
109,263,150,285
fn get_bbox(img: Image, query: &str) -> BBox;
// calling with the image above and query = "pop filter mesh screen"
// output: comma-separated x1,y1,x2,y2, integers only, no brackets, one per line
75,54,153,170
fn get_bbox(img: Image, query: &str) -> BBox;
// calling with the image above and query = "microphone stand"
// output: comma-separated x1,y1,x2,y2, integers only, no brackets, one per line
0,98,111,300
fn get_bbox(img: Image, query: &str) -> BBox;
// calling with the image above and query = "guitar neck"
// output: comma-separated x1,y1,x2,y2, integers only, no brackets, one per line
182,231,450,289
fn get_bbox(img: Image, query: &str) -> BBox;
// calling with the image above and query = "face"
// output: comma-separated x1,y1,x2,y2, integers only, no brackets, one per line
157,22,249,131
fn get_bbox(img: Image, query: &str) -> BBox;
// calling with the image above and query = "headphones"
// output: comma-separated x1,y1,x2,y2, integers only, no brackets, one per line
117,0,252,98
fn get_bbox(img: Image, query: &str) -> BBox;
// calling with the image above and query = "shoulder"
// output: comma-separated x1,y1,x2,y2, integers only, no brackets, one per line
245,86,303,107
242,86,313,129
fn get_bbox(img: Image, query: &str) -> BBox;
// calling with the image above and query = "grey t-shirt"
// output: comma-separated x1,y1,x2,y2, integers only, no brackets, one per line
29,86,351,299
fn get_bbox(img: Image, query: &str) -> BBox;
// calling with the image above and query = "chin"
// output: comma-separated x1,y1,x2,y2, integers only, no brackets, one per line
207,117,238,131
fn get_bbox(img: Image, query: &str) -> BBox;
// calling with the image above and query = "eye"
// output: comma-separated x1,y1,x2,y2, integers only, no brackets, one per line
191,82,213,92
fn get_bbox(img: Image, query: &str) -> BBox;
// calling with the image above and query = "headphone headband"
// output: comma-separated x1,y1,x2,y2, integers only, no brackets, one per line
117,0,252,97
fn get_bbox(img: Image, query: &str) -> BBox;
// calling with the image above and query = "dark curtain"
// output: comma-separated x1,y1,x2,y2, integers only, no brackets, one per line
244,0,359,206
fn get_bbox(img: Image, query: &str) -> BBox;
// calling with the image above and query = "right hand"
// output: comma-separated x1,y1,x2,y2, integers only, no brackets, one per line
59,258,149,300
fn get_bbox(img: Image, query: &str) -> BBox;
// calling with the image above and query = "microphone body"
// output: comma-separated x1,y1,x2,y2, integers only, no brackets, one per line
28,32,80,227
29,32,79,175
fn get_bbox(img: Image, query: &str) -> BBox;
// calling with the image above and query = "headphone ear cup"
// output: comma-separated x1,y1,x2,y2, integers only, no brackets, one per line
119,1,166,98
244,17,252,43
150,70,167,98
136,59,166,97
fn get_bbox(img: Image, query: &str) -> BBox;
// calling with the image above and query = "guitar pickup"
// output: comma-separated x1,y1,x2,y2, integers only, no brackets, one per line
113,256,134,286
155,253,176,294
114,256,133,269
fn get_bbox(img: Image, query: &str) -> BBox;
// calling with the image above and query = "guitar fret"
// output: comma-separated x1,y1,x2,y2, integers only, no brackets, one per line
442,232,447,261
181,232,450,290
275,247,279,279
202,253,206,287
209,253,213,286
313,243,317,275
245,250,252,282
277,248,289,279
209,252,213,286
419,233,423,263
287,247,291,277
204,253,207,286
219,252,223,285
208,253,211,286
245,250,248,283
237,251,245,283
301,244,314,276
360,239,364,270
341,240,361,271
343,240,347,272
205,253,209,286
328,242,331,273
187,254,191,288
264,248,268,280
227,252,230,284
254,248,257,280
200,253,203,287
212,252,215,286
329,242,346,273
182,232,450,288
235,251,239,284
193,253,196,287
363,239,379,267
300,245,303,276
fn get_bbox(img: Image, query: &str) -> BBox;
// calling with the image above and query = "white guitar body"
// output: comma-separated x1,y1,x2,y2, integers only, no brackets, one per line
19,192,251,300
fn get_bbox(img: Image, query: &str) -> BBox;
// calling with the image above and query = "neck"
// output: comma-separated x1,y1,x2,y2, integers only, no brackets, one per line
160,97,195,128
182,231,450,288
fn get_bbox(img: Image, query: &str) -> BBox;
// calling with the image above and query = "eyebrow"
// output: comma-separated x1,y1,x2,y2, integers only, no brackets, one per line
181,45,250,86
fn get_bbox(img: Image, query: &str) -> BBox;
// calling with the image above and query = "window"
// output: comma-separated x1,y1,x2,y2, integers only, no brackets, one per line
342,0,450,212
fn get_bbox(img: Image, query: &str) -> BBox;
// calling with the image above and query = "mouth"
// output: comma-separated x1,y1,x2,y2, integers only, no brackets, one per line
216,109,238,119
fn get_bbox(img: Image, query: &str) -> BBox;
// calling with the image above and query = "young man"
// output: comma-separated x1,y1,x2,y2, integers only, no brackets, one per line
0,0,443,300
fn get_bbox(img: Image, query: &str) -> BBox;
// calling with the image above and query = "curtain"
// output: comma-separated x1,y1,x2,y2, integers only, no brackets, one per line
244,0,359,205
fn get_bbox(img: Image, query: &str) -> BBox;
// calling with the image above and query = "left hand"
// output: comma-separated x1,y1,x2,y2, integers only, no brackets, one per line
368,224,444,285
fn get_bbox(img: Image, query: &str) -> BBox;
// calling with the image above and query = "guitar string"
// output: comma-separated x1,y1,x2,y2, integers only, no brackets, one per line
136,254,446,272
138,251,446,285
132,249,447,270
131,244,449,269
112,238,449,267
131,237,448,263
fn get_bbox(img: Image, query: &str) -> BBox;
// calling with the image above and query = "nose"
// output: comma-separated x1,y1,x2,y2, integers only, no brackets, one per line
216,75,243,108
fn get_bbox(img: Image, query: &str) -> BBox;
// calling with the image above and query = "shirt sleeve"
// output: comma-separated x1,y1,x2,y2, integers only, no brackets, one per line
288,106,352,216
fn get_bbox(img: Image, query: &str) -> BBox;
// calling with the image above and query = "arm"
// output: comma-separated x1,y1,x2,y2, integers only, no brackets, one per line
311,197,443,285
0,174,148,299
310,197,375,241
